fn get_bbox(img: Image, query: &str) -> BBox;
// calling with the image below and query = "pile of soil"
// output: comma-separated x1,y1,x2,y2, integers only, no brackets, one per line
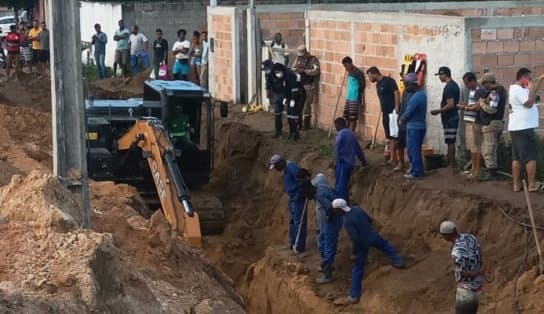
0,74,52,111
88,69,151,99
0,171,245,313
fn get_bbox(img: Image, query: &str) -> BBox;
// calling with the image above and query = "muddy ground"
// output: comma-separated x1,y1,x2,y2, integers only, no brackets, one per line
1,75,544,313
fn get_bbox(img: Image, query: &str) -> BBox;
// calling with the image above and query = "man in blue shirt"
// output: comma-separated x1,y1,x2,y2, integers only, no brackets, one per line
269,154,307,253
332,198,404,305
399,73,427,179
342,57,366,132
334,117,367,202
92,23,108,79
299,172,343,283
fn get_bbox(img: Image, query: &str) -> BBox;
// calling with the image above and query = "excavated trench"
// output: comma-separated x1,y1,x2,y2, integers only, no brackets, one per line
206,118,544,314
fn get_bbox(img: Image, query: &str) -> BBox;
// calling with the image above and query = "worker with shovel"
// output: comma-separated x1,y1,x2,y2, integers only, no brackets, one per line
269,154,307,253
298,172,343,283
331,199,404,305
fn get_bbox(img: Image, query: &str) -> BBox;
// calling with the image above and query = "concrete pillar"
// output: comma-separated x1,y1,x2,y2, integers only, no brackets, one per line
246,7,257,105
48,0,91,228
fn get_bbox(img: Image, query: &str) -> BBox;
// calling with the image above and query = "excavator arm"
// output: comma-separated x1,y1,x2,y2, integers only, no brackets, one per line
117,118,202,247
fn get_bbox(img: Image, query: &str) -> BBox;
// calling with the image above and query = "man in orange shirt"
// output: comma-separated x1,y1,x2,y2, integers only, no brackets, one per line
27,20,42,75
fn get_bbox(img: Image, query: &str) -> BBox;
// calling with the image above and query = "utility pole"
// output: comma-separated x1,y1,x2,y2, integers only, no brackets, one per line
47,0,91,228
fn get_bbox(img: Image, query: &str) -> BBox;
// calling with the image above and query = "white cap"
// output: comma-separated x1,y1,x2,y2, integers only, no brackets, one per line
332,199,351,212
440,221,457,234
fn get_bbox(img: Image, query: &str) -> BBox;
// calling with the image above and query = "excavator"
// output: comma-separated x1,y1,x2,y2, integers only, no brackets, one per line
85,80,224,247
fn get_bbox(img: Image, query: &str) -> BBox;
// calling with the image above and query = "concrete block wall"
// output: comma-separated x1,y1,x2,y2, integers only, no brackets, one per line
257,11,306,48
208,7,240,103
308,11,466,153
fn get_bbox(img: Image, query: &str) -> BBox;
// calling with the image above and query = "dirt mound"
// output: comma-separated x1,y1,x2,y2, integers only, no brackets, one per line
0,74,51,111
0,172,245,313
88,69,151,99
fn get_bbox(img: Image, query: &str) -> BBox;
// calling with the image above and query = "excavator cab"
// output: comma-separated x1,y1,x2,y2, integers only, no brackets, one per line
85,80,223,245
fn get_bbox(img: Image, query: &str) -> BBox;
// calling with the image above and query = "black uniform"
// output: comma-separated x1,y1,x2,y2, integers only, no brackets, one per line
265,70,287,136
283,68,306,141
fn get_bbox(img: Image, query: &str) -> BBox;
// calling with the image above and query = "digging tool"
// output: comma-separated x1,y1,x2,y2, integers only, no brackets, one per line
522,179,544,275
328,71,348,138
369,112,382,150
293,198,309,253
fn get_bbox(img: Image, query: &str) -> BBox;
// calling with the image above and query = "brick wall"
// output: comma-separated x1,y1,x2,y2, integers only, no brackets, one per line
308,12,466,153
209,13,234,102
258,12,305,48
470,26,544,86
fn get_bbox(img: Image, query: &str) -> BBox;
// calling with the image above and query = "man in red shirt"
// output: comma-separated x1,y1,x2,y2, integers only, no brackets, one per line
5,25,23,81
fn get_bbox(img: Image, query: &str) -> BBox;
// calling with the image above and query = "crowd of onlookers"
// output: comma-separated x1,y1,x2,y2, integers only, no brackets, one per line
2,19,50,81
91,19,209,89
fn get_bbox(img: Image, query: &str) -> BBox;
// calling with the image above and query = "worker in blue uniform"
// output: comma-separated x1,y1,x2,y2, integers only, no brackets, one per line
299,171,343,284
269,154,307,253
331,198,404,304
272,63,306,141
334,117,367,202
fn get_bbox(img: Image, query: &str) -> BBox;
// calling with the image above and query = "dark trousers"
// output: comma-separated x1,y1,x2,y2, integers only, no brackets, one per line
335,162,354,202
286,90,306,139
272,95,284,134
407,128,426,177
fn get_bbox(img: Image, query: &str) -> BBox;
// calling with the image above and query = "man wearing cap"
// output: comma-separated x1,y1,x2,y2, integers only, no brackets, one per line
299,172,343,283
479,73,506,180
332,199,404,304
293,45,321,130
272,63,306,141
440,221,484,314
399,73,427,179
432,66,460,169
269,155,307,253
458,72,487,179
334,117,367,202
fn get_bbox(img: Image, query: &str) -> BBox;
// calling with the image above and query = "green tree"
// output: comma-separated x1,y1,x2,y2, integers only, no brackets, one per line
0,0,36,23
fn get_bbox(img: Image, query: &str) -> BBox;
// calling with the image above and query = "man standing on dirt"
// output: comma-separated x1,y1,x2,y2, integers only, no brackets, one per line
113,20,130,78
263,60,286,138
92,23,108,79
292,45,320,130
367,66,400,168
172,29,191,81
332,199,404,305
27,20,42,75
431,66,460,169
479,73,506,180
128,26,149,75
334,117,367,202
5,25,23,81
399,73,427,179
458,72,487,180
440,220,484,314
272,63,306,141
342,57,365,132
152,28,168,80
299,172,342,283
268,155,307,253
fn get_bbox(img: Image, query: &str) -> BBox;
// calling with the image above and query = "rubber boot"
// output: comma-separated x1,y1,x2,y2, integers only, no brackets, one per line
315,264,333,284
288,118,297,141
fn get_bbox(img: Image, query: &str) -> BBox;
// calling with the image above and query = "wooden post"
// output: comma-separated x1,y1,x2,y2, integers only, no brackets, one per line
522,180,544,274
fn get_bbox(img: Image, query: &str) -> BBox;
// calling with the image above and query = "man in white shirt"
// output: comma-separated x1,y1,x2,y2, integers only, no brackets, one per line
508,68,544,192
200,31,209,89
270,32,289,66
172,29,191,81
128,25,149,75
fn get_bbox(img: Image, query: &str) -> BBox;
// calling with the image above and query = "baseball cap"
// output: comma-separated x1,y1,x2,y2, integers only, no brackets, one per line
404,73,419,85
297,44,307,51
268,154,283,170
439,220,457,234
435,66,451,77
332,199,351,212
480,73,496,84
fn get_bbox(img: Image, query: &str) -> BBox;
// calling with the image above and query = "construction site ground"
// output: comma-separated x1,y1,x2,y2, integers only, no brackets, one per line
1,73,544,313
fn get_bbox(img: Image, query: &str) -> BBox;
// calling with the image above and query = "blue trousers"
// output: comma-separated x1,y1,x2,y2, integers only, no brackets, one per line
94,52,106,79
315,207,327,259
130,52,150,75
289,198,307,252
335,162,354,202
351,235,403,299
406,128,426,177
322,214,343,268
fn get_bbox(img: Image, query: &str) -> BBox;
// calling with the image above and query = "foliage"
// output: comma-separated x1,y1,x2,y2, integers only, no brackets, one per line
82,62,113,81
316,143,334,160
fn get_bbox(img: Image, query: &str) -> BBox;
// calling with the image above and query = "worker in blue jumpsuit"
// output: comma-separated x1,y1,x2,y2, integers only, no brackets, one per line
299,172,343,284
334,117,367,202
331,198,404,304
269,154,307,253
263,60,286,138
272,63,306,141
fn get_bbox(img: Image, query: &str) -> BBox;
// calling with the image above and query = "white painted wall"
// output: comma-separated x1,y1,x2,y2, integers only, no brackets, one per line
79,1,123,68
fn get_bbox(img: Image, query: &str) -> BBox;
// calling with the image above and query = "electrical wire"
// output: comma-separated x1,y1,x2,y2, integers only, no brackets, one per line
497,206,544,231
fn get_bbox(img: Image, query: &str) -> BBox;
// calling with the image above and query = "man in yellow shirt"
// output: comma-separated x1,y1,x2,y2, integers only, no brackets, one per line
27,20,42,75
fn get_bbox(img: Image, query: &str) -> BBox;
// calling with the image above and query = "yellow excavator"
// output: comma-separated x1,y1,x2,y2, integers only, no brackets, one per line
85,80,224,247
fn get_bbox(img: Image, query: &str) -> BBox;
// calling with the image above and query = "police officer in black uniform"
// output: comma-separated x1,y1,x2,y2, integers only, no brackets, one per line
263,60,287,138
